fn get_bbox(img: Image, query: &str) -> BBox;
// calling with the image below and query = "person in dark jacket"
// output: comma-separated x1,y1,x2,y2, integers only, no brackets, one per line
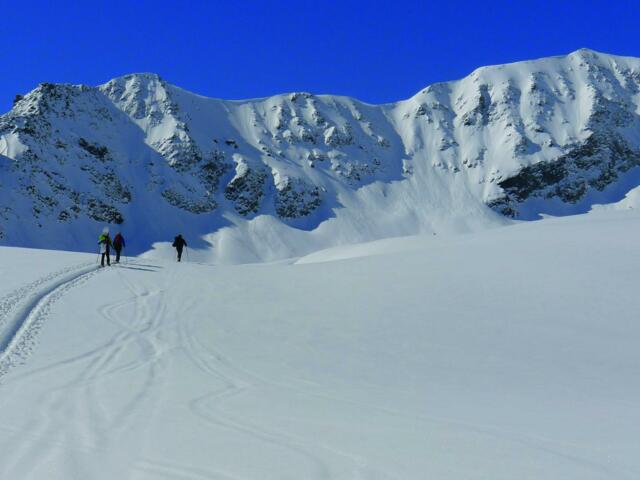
172,234,187,262
113,232,126,263
98,228,113,267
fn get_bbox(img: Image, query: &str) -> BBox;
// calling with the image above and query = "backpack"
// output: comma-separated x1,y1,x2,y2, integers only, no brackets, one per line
173,236,185,249
98,234,107,253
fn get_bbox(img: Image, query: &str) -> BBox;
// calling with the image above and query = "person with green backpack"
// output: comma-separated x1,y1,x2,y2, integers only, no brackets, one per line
98,227,113,267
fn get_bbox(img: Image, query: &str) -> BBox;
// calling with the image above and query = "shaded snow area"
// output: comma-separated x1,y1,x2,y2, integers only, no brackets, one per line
592,185,640,211
0,210,638,479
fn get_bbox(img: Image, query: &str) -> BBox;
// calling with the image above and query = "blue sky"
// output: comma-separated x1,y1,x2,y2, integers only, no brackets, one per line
1,0,638,112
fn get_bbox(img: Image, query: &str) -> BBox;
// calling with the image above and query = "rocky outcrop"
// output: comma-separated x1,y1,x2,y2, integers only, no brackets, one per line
489,132,640,216
274,177,322,218
224,159,268,216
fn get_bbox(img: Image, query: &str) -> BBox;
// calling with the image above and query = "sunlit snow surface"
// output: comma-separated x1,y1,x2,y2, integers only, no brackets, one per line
0,210,638,479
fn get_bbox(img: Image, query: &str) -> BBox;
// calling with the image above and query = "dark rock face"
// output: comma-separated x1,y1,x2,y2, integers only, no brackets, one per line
86,197,124,224
161,188,217,214
490,133,640,217
224,167,268,216
78,138,110,161
275,179,322,218
197,152,229,193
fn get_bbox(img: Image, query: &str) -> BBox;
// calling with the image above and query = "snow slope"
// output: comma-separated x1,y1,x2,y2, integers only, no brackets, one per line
592,184,640,211
0,210,638,479
2,49,640,263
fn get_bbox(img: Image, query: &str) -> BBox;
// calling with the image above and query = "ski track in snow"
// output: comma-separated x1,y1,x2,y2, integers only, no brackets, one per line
175,298,398,480
0,261,172,478
183,324,622,480
0,261,100,376
0,259,254,480
0,260,276,480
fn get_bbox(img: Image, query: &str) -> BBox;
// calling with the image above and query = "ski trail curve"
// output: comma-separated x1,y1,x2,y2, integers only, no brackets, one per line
0,262,100,377
175,299,394,480
0,262,92,336
1,261,172,479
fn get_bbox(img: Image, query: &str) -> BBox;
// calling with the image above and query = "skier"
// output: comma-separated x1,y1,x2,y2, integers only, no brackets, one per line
98,227,113,267
113,232,126,263
172,234,187,262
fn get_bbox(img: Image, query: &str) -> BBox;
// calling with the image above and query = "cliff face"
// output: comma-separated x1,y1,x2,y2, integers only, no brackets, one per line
1,49,640,257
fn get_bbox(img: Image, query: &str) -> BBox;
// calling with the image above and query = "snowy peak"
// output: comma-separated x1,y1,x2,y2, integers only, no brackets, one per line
1,50,640,260
101,73,175,123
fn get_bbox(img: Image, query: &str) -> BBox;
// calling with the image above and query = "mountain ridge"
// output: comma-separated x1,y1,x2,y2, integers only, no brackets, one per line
1,48,639,262
67,48,639,105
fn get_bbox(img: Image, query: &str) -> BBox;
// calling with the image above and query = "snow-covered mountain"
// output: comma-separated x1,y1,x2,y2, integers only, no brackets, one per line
1,48,640,261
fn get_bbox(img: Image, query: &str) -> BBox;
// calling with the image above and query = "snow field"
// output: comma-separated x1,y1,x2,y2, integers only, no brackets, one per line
0,210,638,479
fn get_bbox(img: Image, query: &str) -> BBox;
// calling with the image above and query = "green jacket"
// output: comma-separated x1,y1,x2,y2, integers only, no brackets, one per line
98,234,113,252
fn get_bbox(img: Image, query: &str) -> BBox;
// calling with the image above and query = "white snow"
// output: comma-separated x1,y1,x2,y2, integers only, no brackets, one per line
0,209,638,479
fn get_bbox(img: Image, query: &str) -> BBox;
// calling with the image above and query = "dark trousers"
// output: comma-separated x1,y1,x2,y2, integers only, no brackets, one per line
177,248,183,262
115,248,122,263
101,251,110,266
